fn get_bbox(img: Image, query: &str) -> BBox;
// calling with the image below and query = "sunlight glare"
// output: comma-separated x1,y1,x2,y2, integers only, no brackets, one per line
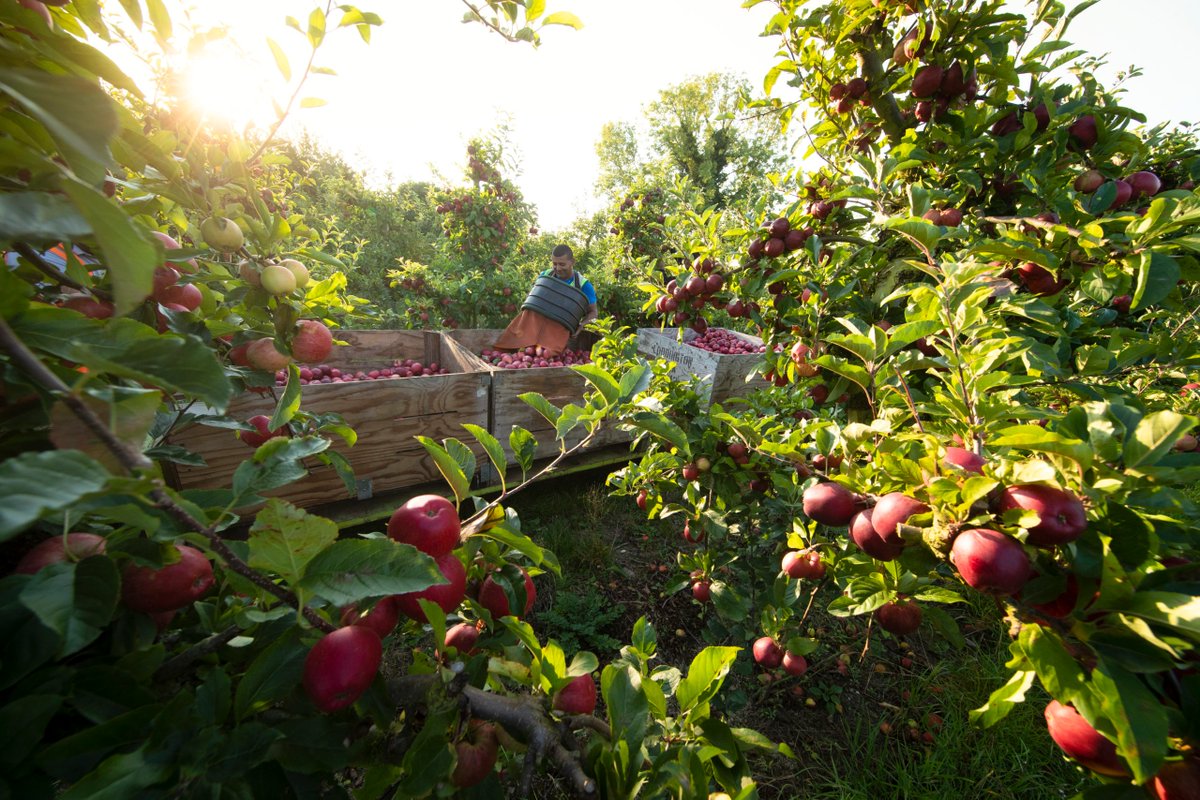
180,47,275,131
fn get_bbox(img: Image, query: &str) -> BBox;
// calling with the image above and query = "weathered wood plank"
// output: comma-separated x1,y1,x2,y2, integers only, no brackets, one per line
636,327,770,405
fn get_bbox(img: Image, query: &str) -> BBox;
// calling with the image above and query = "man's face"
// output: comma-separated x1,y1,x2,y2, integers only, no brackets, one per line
551,254,574,279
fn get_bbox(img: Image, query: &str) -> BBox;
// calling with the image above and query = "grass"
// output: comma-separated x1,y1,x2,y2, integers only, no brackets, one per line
496,470,1094,798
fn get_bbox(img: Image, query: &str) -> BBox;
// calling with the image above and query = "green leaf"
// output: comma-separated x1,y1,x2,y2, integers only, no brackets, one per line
266,36,291,80
676,646,740,713
1091,666,1169,783
269,364,303,431
234,627,305,721
519,391,561,425
509,426,536,475
601,664,650,750
247,500,339,585
990,424,1094,470
1130,252,1180,311
572,364,620,405
0,192,91,243
618,362,652,400
0,694,63,769
231,436,329,500
144,0,172,44
307,6,326,46
1123,410,1194,470
1112,591,1200,637
541,10,583,28
208,722,284,782
18,557,119,657
58,745,171,800
0,450,111,541
298,539,442,605
299,97,327,109
463,423,506,493
61,180,158,315
525,0,546,22
473,524,557,574
0,70,118,185
12,310,231,407
567,650,598,678
417,436,470,505
629,411,690,456
970,668,1036,727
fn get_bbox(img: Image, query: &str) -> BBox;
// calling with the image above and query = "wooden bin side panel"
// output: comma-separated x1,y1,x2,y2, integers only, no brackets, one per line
636,327,770,404
168,331,490,507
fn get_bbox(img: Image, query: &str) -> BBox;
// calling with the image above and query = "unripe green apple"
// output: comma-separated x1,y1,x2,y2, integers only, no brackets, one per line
260,264,297,295
200,216,245,252
278,258,310,288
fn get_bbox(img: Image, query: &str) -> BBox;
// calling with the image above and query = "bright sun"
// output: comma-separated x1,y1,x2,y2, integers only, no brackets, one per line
179,46,276,130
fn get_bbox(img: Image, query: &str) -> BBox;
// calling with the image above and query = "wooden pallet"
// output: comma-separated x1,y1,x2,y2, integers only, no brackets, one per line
636,327,771,405
164,330,491,509
443,329,632,467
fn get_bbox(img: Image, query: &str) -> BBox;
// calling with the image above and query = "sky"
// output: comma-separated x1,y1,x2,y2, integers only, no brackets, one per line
171,0,1200,233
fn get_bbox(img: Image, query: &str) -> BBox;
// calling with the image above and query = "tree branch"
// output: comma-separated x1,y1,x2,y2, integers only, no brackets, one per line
12,242,111,299
389,674,599,797
155,624,241,681
855,39,908,143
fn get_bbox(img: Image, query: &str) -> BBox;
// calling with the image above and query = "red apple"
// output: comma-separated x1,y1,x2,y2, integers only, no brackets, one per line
1068,115,1099,149
1043,700,1129,777
943,446,985,474
246,338,292,371
387,494,460,557
1074,170,1105,193
802,482,861,526
553,674,598,714
478,568,536,620
14,533,106,574
444,621,481,656
339,597,400,640
871,493,929,542
782,550,825,580
875,600,922,635
292,320,333,364
121,543,214,613
752,636,783,669
63,296,114,319
692,580,712,603
782,651,808,676
1125,171,1161,200
392,552,467,622
1149,757,1200,800
851,508,904,561
996,484,1087,546
156,283,202,311
238,415,284,448
635,490,648,510
950,529,1031,596
303,625,382,713
451,719,499,788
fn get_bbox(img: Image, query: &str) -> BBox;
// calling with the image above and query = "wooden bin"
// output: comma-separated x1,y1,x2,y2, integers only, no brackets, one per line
165,330,492,509
636,327,771,405
443,329,630,465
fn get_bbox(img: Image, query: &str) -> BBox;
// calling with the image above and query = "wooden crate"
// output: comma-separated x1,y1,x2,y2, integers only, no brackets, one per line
165,330,492,509
444,329,631,465
636,327,771,405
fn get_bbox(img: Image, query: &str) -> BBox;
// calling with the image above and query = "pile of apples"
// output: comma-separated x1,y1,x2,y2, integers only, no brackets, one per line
478,346,592,370
274,359,450,386
685,328,766,355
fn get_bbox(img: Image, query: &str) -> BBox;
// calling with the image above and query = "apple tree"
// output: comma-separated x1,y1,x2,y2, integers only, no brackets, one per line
614,0,1200,794
0,1,781,798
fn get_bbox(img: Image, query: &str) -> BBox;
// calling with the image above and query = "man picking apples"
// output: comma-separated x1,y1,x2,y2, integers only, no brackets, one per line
494,244,597,355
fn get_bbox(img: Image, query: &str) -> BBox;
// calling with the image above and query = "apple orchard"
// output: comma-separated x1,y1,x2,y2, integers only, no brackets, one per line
2,0,1200,798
